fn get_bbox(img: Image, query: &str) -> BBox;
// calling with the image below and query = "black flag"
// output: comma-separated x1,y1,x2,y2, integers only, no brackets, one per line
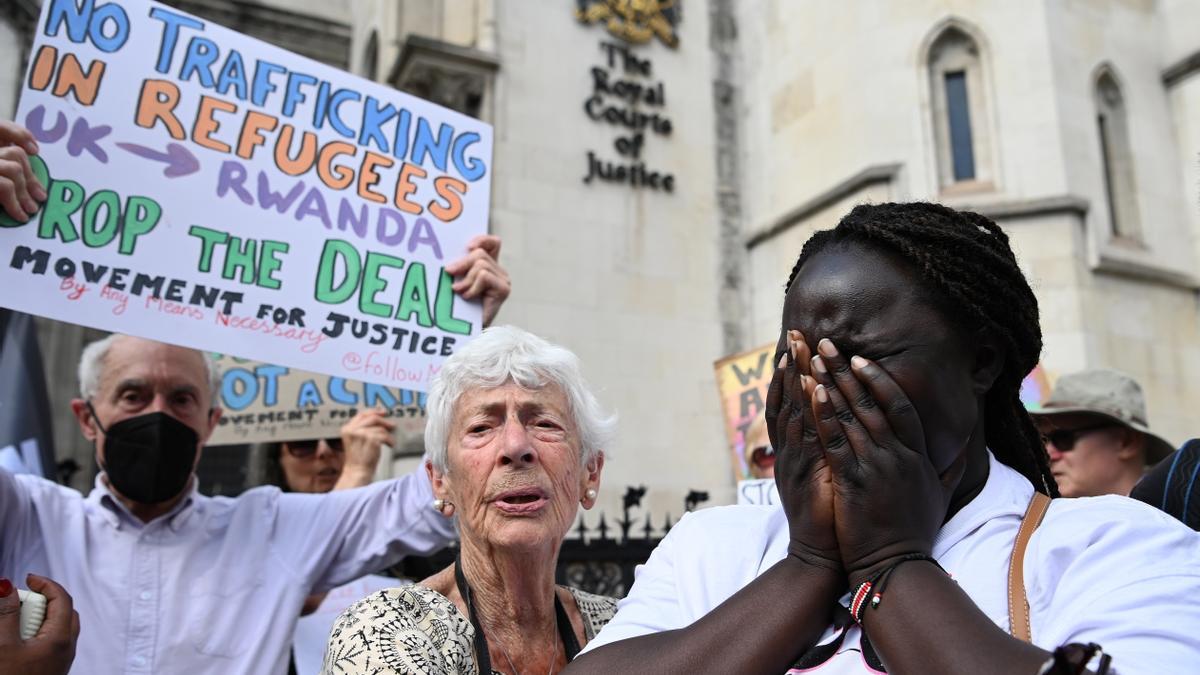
0,310,56,478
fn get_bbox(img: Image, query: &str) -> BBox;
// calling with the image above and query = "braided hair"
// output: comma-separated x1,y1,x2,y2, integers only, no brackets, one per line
784,202,1058,496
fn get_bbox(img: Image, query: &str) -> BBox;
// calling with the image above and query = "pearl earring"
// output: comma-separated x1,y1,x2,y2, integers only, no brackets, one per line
585,488,597,501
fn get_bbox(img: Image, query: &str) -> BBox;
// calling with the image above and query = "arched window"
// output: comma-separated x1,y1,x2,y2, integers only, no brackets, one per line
927,25,993,190
1094,69,1139,240
363,31,379,81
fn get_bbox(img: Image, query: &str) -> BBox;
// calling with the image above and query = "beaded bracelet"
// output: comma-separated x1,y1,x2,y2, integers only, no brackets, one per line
849,553,944,624
1036,642,1112,675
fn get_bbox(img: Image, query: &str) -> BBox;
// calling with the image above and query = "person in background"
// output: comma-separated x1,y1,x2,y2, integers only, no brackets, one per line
743,414,775,479
324,326,618,674
1131,439,1200,530
262,411,395,497
0,574,79,675
259,409,402,675
1031,368,1175,498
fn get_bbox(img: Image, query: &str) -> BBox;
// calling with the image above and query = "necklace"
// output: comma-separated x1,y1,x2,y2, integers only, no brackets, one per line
495,629,559,675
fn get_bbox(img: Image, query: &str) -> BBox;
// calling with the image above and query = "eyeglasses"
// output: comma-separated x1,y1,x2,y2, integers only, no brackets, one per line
284,437,344,458
1041,423,1120,452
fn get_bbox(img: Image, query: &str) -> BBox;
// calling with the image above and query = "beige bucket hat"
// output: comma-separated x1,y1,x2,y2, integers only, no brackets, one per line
1031,368,1175,464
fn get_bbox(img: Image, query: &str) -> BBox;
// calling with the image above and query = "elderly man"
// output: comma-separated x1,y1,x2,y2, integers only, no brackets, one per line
0,118,511,674
1031,368,1175,498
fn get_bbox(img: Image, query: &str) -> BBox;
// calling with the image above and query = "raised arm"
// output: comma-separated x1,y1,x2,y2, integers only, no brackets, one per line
273,466,456,593
0,121,45,224
0,470,49,577
331,408,396,490
445,234,511,328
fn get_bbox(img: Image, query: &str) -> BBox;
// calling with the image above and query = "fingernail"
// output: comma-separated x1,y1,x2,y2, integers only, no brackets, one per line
811,355,826,374
777,353,787,368
0,578,12,597
787,329,802,343
818,339,838,357
851,356,868,369
24,141,38,155
815,385,829,403
32,182,47,201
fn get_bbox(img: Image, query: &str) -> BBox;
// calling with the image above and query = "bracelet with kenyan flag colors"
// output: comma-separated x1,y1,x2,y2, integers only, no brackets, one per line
849,553,945,624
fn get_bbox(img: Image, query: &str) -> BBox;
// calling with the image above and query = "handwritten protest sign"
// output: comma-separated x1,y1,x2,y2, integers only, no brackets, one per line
208,354,428,446
1,0,492,391
737,478,779,506
713,341,776,481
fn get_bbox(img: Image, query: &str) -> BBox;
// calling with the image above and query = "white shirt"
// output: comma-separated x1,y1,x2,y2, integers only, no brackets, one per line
0,468,456,675
585,453,1200,673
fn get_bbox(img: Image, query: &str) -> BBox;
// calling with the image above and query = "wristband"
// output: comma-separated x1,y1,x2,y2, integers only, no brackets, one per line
1036,642,1112,675
849,553,944,624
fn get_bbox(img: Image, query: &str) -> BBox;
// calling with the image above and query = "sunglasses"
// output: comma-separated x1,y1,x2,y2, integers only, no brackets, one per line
1042,423,1120,452
284,437,344,458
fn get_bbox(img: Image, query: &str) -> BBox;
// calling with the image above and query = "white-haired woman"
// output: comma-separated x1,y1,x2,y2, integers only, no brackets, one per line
323,326,618,674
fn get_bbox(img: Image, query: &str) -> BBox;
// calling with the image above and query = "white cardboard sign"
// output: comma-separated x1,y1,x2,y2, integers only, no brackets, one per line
2,0,492,391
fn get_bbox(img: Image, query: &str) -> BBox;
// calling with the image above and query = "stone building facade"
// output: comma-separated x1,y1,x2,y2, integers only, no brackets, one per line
342,0,1200,515
1,1,1197,513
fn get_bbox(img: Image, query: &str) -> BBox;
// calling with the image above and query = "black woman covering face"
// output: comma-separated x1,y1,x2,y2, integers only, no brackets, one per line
570,203,1200,674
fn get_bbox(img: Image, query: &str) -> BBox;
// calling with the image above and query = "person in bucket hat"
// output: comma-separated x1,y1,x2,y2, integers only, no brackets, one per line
1031,368,1175,498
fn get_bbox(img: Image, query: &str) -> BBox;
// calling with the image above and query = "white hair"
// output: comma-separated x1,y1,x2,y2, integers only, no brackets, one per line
78,334,221,405
425,326,616,472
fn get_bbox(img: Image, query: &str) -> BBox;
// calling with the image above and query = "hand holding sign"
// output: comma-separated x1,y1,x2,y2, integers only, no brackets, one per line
448,234,511,328
0,122,46,223
334,408,396,488
2,0,494,392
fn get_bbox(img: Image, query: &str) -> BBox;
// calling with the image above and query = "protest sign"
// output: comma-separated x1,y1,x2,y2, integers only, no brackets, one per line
713,341,775,481
736,478,779,506
1,0,492,391
1021,363,1053,411
208,353,428,446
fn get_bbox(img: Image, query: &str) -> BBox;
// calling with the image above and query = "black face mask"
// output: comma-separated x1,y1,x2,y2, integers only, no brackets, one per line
88,403,200,504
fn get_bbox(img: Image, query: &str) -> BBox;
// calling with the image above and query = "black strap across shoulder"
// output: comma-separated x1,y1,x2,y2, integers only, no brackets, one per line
454,553,580,673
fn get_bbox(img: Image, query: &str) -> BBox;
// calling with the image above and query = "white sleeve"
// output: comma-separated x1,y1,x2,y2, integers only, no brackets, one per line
1029,497,1200,675
580,511,695,653
0,470,61,577
272,466,458,592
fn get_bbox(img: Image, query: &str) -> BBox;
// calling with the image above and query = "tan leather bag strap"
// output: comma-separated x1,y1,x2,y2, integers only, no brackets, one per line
1007,492,1052,642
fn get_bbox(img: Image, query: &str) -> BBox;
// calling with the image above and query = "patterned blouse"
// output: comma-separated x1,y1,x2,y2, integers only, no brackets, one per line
321,584,618,674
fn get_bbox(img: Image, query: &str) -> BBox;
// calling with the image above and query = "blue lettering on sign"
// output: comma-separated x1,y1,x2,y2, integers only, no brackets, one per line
148,7,205,73
221,368,258,411
411,119,454,173
45,0,131,53
256,365,288,407
328,377,358,405
364,384,397,409
451,132,487,182
296,380,322,407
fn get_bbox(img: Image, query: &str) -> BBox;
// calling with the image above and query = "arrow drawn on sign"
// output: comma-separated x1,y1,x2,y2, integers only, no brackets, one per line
115,142,200,178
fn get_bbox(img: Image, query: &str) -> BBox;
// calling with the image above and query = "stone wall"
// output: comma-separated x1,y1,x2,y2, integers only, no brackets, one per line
736,0,1200,451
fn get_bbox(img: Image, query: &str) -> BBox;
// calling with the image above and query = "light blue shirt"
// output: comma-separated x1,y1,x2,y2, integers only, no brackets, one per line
0,467,456,675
